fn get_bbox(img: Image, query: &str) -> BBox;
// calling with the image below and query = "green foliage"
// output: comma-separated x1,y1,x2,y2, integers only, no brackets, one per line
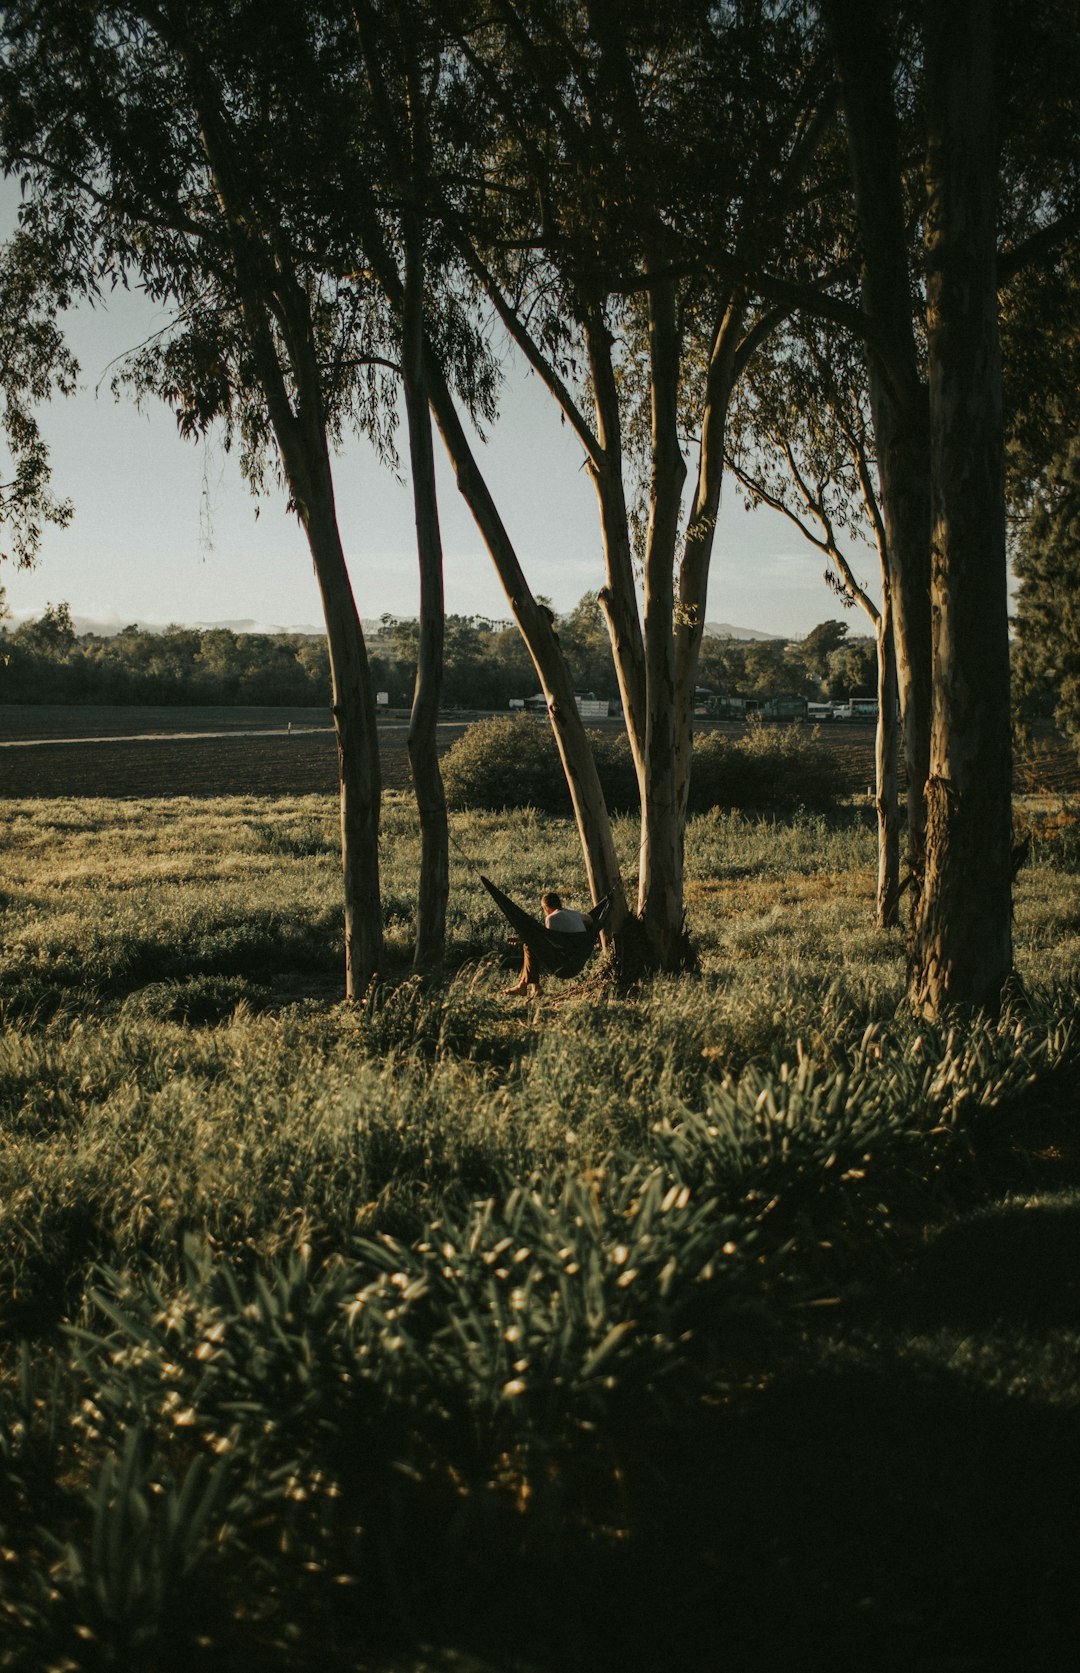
440,715,635,813
1,602,875,713
687,722,848,812
0,231,77,567
1,981,1079,1666
0,616,333,706
1013,436,1080,755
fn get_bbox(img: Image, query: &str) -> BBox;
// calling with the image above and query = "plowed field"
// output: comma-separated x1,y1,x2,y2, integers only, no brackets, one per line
1,703,1075,800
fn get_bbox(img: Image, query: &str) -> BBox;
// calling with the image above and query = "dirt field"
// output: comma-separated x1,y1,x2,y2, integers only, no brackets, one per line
1,703,1076,800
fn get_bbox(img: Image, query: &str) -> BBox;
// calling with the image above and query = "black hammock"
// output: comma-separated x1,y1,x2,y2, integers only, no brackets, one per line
480,875,613,980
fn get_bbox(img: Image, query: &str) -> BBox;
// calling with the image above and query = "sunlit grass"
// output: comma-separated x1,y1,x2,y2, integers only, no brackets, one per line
1,792,1079,1668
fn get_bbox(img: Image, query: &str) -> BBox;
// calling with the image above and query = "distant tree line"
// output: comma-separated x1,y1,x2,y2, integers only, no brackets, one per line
0,594,882,711
0,601,332,706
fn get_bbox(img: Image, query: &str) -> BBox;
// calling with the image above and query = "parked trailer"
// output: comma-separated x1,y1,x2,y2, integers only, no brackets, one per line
697,691,747,719
761,694,809,722
832,698,879,722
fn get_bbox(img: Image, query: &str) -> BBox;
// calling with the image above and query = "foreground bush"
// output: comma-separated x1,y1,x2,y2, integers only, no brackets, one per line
0,996,1067,1669
441,714,848,814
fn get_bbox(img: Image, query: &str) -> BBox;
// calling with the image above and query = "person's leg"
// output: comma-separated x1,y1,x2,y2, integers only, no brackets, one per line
504,944,529,995
504,943,541,996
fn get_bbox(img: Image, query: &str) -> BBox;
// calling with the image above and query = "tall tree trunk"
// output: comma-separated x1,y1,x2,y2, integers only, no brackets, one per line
870,385,932,906
674,295,748,825
426,361,629,933
911,0,1012,1016
639,269,692,969
304,494,384,998
584,312,647,787
875,602,901,928
174,39,384,1001
402,212,448,972
264,293,385,1001
826,0,932,913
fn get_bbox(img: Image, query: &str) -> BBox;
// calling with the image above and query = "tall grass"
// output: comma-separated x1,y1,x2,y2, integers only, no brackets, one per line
1,793,1079,1669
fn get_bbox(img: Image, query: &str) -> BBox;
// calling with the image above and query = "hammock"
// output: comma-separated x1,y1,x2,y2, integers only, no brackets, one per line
480,875,613,980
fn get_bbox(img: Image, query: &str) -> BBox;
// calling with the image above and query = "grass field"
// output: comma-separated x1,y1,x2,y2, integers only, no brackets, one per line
1,791,1080,1670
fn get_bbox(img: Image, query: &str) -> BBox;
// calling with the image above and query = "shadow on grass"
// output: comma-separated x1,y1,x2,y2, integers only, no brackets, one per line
437,1352,1080,1673
896,1191,1080,1332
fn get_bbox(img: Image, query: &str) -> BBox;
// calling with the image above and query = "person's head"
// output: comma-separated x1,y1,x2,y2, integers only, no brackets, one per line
541,890,562,913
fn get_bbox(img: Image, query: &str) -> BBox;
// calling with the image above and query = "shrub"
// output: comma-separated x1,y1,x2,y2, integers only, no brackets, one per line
442,714,847,814
440,714,562,812
442,715,637,813
688,723,848,813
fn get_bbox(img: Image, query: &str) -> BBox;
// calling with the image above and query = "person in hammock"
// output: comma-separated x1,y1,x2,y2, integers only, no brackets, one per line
504,890,588,997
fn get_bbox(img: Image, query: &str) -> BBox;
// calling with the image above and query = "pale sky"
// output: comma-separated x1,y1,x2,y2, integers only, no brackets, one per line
3,206,881,641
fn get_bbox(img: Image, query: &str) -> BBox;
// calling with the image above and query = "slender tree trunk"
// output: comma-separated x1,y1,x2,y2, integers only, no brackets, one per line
426,361,629,933
911,0,1012,1016
875,602,901,928
175,43,384,1000
402,216,448,972
584,314,647,786
871,388,932,904
674,295,747,825
826,0,932,913
268,306,384,1001
639,269,692,969
303,494,384,998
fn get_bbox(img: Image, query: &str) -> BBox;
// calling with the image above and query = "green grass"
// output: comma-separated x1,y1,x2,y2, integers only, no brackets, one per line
1,794,1079,1670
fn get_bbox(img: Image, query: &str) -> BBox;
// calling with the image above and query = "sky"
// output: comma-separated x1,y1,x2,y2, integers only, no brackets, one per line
3,230,883,642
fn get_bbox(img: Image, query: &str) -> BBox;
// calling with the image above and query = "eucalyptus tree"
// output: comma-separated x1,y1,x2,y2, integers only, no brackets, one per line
339,0,631,944
0,0,396,992
909,0,1012,1014
808,0,1079,1013
429,0,838,970
726,317,902,926
817,0,933,910
347,0,633,963
911,0,1077,1015
0,0,498,989
348,0,457,971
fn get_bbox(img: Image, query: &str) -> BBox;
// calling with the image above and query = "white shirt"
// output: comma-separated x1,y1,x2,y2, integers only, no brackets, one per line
545,907,588,933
